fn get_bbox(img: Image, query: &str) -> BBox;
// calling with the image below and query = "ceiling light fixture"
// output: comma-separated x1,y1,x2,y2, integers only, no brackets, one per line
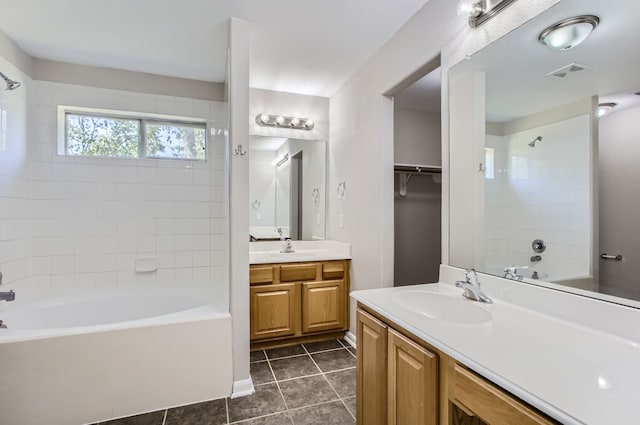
255,114,315,131
597,103,616,119
538,15,600,51
457,0,518,28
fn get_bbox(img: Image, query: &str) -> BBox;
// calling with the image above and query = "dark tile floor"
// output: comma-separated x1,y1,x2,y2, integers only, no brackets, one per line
94,339,356,425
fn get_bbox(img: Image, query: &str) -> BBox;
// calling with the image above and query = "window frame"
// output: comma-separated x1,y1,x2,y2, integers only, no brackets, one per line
57,105,208,161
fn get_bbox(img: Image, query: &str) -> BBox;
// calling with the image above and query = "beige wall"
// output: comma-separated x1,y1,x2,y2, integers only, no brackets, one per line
328,0,562,334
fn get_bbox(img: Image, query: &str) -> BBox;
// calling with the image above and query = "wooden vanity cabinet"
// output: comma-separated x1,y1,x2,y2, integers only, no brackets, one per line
356,305,559,425
356,308,438,425
250,260,349,346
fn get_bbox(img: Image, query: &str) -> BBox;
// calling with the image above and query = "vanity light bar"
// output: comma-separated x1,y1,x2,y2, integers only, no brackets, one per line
255,114,314,130
459,0,519,28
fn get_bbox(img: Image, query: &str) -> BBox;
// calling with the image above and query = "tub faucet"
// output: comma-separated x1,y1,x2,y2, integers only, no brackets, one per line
0,290,15,302
280,238,295,254
503,266,525,281
455,269,492,304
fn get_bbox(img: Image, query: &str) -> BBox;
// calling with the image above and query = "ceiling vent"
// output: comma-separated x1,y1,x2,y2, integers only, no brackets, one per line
546,63,591,79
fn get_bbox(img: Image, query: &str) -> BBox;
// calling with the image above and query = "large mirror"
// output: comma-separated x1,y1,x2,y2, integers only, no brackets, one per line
449,0,640,304
249,136,326,241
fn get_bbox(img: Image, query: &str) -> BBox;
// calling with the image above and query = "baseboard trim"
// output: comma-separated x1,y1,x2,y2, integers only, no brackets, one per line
343,331,356,348
231,378,255,399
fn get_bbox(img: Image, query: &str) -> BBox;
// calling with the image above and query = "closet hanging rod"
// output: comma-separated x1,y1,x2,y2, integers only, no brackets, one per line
394,164,442,175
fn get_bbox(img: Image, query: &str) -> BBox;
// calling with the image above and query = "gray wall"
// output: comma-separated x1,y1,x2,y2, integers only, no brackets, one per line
394,107,442,285
394,174,441,285
599,105,640,299
394,108,441,166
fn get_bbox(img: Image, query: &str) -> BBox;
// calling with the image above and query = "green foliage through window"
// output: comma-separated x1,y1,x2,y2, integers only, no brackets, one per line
146,122,206,160
67,114,139,158
65,111,206,160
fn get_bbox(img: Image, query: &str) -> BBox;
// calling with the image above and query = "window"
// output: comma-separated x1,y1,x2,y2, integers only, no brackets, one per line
58,106,206,160
484,147,495,180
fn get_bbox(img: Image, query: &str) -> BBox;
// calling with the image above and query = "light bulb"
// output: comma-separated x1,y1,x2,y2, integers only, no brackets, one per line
259,114,270,124
597,103,616,119
275,116,286,126
457,0,483,18
290,118,300,127
304,119,314,129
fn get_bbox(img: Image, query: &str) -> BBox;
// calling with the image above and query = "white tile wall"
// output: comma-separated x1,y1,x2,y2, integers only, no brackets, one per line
484,115,592,281
0,56,30,288
3,74,230,308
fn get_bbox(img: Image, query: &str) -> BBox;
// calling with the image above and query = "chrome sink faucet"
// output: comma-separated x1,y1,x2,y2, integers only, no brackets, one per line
280,238,295,254
455,269,492,304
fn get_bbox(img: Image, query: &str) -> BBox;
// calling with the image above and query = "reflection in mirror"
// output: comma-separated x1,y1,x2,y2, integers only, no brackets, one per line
249,136,326,241
449,0,640,304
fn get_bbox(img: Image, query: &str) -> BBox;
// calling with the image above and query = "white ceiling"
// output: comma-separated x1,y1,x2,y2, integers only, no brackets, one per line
0,0,428,97
450,0,640,122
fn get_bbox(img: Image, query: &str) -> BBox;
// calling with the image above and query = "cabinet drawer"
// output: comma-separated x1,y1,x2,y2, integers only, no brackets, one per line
280,263,317,282
453,365,556,425
250,266,274,285
322,261,345,280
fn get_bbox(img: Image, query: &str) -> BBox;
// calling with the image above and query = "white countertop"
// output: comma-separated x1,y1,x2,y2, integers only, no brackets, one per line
351,266,640,425
250,240,351,264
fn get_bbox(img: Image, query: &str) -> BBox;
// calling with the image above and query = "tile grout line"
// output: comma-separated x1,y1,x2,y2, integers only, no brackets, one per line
225,397,230,425
302,343,355,421
314,340,357,420
265,351,291,416
161,409,167,425
229,410,295,424
264,346,348,362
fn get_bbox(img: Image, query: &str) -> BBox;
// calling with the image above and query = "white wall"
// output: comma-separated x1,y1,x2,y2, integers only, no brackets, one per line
328,0,561,333
484,115,592,281
23,81,229,306
0,55,30,288
228,18,252,395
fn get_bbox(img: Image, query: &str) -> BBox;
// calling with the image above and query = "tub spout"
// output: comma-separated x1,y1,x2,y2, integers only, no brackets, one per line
0,290,15,302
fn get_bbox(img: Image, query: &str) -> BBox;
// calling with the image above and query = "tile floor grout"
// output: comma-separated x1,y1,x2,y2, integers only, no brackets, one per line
302,344,356,421
254,346,352,363
264,350,293,423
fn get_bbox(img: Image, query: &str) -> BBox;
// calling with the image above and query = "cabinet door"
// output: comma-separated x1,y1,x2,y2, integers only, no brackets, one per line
453,365,556,425
250,283,298,340
356,309,388,425
388,328,438,425
301,279,345,333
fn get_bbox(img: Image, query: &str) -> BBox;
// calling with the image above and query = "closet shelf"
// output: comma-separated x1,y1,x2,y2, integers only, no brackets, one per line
394,164,442,175
395,164,442,197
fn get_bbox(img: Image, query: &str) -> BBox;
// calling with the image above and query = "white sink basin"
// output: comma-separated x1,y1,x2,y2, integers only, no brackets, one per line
250,249,337,263
392,290,492,324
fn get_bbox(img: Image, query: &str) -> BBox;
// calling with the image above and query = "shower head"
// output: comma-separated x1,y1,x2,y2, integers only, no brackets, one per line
0,72,21,91
528,136,542,147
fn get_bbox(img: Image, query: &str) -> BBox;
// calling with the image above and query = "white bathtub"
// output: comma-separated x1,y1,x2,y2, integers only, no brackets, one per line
0,288,233,425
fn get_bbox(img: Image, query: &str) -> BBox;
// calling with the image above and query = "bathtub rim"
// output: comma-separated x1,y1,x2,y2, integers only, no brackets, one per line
0,303,230,344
